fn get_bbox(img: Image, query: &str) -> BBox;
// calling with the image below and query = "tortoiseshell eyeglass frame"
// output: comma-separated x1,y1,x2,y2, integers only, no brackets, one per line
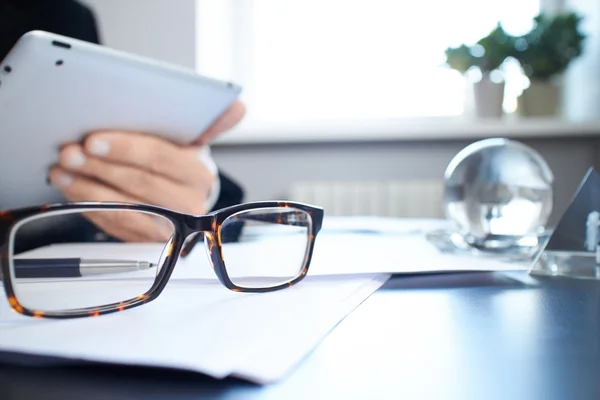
0,200,324,319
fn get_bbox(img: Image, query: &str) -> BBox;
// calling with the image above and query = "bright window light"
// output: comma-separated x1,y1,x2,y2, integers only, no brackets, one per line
196,0,540,124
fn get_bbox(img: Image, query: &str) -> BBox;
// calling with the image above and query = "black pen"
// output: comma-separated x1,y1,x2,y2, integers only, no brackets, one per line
13,258,157,279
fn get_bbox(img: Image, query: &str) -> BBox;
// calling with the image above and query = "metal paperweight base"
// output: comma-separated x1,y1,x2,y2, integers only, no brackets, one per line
426,228,549,262
531,250,600,279
526,169,600,280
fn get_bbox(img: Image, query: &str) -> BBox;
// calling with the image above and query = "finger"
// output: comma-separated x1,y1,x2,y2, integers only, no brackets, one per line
59,145,211,214
193,100,246,146
80,210,173,243
81,132,208,184
48,168,173,243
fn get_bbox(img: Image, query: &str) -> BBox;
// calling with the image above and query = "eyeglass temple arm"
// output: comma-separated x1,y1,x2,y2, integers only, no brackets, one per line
226,210,310,227
180,210,309,257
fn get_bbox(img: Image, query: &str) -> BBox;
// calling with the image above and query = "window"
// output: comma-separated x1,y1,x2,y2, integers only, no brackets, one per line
196,0,540,138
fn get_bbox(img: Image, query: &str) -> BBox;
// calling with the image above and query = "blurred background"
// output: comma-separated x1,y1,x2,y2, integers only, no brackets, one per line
83,0,600,224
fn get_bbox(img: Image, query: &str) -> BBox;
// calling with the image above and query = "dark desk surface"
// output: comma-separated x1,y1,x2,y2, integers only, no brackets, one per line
1,271,600,400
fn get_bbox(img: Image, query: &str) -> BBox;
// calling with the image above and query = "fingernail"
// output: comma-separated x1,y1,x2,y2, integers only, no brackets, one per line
89,139,110,156
198,146,211,158
53,172,73,188
67,149,86,168
197,146,218,176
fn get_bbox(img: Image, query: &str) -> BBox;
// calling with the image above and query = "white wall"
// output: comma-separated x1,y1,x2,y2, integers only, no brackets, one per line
563,0,600,121
78,0,600,224
211,137,600,225
81,0,197,68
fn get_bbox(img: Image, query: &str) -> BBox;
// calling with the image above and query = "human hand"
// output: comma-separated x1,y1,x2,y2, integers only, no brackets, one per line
48,101,246,242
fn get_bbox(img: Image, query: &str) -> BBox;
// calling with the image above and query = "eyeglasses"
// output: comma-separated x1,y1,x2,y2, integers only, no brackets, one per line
0,201,324,319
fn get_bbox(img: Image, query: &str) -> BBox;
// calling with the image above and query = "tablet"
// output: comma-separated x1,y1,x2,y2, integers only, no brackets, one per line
0,30,242,210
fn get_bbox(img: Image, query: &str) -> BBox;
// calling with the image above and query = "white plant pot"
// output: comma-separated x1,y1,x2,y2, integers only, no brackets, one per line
472,77,505,119
518,80,562,117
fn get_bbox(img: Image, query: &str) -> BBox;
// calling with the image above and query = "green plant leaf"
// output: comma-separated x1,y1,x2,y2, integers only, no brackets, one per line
512,12,586,81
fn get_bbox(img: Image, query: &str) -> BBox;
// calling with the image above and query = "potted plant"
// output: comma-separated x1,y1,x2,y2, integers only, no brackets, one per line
445,24,514,118
513,12,585,117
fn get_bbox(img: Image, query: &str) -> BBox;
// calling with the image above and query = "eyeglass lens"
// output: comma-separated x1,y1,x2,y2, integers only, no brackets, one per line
9,209,174,313
218,207,312,289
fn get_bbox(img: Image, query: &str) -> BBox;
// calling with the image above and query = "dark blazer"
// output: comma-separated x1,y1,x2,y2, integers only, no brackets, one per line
0,0,100,57
0,0,245,214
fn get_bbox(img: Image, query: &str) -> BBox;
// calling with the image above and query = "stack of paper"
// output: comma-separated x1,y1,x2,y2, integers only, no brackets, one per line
0,273,388,383
0,217,529,383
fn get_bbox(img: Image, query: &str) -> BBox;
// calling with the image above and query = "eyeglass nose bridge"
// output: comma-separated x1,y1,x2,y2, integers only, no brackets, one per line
178,215,215,258
182,214,215,235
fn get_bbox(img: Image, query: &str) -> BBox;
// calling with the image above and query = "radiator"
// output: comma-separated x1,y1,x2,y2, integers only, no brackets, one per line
288,180,444,218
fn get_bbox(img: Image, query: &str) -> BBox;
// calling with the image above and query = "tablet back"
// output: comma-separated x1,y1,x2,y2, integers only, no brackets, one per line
0,31,241,210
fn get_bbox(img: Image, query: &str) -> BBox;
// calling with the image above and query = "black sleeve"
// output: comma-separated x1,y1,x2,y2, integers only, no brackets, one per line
32,0,101,45
57,0,101,45
0,0,101,60
213,171,245,211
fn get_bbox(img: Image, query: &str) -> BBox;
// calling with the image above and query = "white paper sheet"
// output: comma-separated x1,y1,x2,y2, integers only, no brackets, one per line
0,274,389,383
310,234,530,274
317,216,530,273
13,217,528,282
0,217,529,383
320,216,451,235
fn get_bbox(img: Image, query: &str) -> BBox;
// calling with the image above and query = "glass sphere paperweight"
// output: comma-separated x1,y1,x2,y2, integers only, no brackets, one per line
427,138,554,258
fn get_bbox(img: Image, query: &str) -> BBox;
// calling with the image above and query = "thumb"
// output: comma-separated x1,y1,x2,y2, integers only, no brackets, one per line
194,101,246,146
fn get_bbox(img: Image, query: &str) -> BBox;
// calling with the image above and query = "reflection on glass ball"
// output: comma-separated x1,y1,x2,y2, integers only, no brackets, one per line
444,138,554,249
